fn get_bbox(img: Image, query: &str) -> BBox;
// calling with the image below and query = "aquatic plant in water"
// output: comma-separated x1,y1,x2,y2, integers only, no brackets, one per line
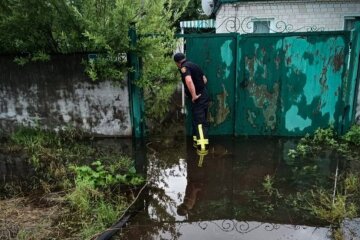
286,125,360,236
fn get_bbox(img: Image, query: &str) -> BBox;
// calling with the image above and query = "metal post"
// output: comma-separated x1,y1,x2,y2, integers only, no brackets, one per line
128,23,144,138
181,27,186,114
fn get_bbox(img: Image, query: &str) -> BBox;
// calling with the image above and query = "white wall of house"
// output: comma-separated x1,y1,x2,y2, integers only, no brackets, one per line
216,0,360,34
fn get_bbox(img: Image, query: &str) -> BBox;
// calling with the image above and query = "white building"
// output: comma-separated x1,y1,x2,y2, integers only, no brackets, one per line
206,0,360,33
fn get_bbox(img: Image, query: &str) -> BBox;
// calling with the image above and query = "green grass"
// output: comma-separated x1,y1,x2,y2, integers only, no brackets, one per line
2,126,145,238
287,125,360,226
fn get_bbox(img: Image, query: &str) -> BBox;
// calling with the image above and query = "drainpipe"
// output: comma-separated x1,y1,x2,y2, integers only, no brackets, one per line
181,27,186,114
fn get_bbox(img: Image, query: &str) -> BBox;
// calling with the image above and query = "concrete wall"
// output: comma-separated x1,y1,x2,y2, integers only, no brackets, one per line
0,54,132,136
216,0,360,34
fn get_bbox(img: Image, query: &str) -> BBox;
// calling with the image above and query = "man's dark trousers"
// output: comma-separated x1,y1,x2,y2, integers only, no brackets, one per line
191,88,209,147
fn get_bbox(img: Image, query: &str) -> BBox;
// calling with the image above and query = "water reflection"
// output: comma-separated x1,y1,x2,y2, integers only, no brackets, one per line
157,221,330,240
177,149,207,218
119,136,339,239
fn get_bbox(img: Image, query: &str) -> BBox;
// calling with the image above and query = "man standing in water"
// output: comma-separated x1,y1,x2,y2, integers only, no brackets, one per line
173,53,209,152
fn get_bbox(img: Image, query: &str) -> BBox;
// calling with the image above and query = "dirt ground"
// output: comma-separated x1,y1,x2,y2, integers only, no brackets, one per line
0,196,64,240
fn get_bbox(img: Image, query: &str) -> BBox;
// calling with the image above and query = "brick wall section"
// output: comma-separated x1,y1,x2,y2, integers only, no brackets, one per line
216,0,360,33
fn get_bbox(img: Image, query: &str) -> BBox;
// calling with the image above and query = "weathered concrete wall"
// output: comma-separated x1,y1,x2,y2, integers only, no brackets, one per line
217,0,360,34
0,54,132,136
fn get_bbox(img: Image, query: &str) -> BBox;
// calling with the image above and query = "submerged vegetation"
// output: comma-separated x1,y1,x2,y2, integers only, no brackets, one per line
285,125,360,237
287,126,360,160
229,125,360,237
0,126,145,238
2,125,360,239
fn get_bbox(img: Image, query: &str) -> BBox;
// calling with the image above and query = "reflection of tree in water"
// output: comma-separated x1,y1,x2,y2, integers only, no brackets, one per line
118,136,188,240
117,183,183,239
119,137,341,239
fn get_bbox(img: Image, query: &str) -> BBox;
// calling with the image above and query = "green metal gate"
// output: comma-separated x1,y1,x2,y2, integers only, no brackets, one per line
184,26,360,136
186,34,237,135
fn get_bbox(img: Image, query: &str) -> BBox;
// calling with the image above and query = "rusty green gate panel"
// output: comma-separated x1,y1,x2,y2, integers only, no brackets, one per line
235,32,351,136
235,35,283,135
183,31,357,136
185,34,237,135
280,33,350,136
345,23,360,132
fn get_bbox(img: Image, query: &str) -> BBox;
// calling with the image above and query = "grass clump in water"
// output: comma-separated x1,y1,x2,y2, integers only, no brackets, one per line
343,125,360,146
287,125,360,238
288,126,360,160
1,126,145,238
67,160,144,238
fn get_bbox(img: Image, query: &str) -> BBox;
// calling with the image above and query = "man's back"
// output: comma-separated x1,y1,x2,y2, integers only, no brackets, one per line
181,60,205,96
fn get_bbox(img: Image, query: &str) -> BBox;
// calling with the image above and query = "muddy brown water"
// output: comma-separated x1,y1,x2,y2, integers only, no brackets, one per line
115,136,339,240
0,137,341,239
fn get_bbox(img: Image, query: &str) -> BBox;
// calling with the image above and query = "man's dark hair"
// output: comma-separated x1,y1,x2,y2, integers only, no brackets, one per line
173,52,186,63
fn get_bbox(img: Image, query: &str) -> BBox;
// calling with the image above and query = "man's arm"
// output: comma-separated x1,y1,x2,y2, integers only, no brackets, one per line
185,75,201,102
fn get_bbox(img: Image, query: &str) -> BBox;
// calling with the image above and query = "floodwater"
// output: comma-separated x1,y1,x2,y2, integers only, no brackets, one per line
116,136,340,240
0,136,341,239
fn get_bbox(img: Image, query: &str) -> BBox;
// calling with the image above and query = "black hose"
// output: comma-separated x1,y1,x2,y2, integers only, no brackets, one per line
96,214,132,240
95,183,149,240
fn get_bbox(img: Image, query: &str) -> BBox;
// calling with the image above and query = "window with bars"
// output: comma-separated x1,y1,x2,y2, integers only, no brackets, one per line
253,20,271,33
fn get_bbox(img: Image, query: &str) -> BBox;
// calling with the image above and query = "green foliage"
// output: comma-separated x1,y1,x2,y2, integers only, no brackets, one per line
6,126,141,195
333,228,345,240
7,126,146,237
175,0,206,23
288,142,311,158
263,174,275,196
285,173,360,225
10,126,60,157
1,0,190,121
66,179,127,239
312,128,338,146
84,53,126,82
344,173,359,193
287,127,352,159
32,51,51,61
309,189,358,224
144,82,178,122
81,200,124,238
135,0,188,122
343,125,360,146
70,160,144,188
286,126,360,225
13,56,29,66
0,0,188,82
67,159,144,238
67,179,95,214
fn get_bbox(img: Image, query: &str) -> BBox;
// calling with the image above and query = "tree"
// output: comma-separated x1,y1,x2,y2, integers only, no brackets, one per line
0,0,190,122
